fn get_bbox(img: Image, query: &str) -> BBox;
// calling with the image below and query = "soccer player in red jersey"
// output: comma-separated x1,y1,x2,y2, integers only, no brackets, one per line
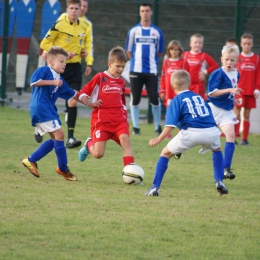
234,33,260,145
183,33,218,98
76,46,135,167
160,40,189,108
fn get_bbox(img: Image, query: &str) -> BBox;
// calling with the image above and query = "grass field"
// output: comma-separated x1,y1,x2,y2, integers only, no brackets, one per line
1,107,260,260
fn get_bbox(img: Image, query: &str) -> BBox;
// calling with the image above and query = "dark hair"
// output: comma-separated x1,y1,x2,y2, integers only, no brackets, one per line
108,46,127,63
66,0,81,7
226,37,238,44
140,3,152,9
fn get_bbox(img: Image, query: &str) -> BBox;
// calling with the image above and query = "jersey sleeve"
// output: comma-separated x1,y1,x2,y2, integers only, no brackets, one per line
160,60,166,94
165,97,180,127
158,28,164,54
30,67,48,86
40,22,60,52
207,70,221,95
77,73,101,98
204,53,218,74
83,20,94,66
256,55,260,91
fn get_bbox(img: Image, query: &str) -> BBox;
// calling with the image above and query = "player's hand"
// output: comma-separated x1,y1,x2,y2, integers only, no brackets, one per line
160,93,165,100
85,66,92,76
67,52,76,59
149,138,160,147
90,99,103,107
41,52,47,61
198,71,206,81
54,79,63,86
231,87,243,95
254,92,259,99
81,96,89,105
80,49,88,58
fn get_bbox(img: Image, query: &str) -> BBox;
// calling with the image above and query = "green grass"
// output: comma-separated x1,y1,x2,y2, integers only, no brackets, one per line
1,107,260,260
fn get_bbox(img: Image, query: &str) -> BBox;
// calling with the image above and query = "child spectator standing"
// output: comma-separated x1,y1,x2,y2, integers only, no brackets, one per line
160,40,189,108
22,47,99,180
226,37,238,45
183,33,218,98
77,46,135,167
207,45,243,180
234,33,260,145
145,70,228,197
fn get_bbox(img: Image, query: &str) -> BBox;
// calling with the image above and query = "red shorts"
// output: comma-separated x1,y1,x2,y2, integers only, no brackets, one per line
235,95,256,109
91,121,130,144
190,82,205,98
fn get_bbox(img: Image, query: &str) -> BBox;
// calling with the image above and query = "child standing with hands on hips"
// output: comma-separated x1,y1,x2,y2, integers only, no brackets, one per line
77,46,135,167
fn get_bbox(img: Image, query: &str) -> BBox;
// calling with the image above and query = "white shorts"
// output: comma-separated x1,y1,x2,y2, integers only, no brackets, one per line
35,120,61,136
167,127,221,155
209,103,239,127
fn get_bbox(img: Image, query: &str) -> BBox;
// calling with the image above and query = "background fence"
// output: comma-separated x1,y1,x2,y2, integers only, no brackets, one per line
1,0,260,92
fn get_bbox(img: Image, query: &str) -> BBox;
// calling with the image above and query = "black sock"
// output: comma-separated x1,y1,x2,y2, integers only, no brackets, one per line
67,107,77,139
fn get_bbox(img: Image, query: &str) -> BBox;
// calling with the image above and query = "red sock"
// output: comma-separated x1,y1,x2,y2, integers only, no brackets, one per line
123,156,134,166
87,139,94,155
235,122,240,137
242,121,250,140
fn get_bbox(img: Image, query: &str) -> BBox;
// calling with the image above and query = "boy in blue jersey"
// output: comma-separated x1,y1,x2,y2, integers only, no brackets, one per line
146,70,228,196
22,47,100,181
208,45,243,180
125,3,164,136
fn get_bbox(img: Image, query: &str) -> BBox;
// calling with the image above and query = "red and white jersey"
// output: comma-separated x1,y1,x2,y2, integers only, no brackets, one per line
77,71,127,123
160,58,189,100
236,52,260,95
183,51,218,84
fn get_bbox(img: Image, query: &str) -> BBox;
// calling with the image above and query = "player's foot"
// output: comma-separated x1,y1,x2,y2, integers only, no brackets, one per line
145,186,159,196
133,127,140,135
216,180,228,195
155,125,162,136
240,140,251,146
173,153,182,159
78,138,91,162
56,167,77,181
22,157,40,178
224,168,236,180
66,137,82,148
34,128,43,143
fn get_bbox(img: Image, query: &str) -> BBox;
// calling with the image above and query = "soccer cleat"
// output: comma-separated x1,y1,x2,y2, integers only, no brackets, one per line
224,168,236,180
66,137,82,148
145,187,160,196
155,125,162,136
56,167,77,181
22,157,40,178
34,128,43,143
78,138,91,162
216,181,228,195
240,140,251,146
173,153,182,159
133,127,140,135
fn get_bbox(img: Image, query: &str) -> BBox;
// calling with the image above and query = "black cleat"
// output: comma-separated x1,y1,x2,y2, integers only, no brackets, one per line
66,137,82,148
155,125,162,136
133,127,140,135
34,128,43,143
216,181,228,195
240,140,251,146
224,168,236,180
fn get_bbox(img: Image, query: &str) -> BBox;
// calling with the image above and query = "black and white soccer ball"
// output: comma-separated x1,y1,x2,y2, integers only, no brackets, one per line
122,163,145,185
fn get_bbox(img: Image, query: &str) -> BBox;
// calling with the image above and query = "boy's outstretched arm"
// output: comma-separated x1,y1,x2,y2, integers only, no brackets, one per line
149,126,174,147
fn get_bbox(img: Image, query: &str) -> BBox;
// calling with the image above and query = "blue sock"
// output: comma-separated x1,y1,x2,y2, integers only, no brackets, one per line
54,140,68,172
224,142,235,169
151,103,161,130
29,139,54,162
130,105,139,128
153,156,169,188
212,151,224,181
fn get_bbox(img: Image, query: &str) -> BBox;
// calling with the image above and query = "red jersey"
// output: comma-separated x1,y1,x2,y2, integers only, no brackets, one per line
77,71,127,124
236,53,260,95
160,58,189,101
183,51,218,84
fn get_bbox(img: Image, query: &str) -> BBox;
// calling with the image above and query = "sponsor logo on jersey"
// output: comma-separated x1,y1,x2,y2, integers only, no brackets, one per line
187,59,201,66
240,63,255,71
102,85,121,93
166,67,179,75
136,37,156,44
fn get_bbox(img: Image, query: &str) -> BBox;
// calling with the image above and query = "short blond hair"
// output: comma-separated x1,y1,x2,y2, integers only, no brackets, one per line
190,33,204,42
222,44,239,57
108,46,127,63
171,70,190,91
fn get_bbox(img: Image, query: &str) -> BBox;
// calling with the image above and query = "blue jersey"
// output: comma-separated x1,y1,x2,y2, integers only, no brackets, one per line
207,68,240,111
125,23,164,74
30,66,75,126
165,90,216,130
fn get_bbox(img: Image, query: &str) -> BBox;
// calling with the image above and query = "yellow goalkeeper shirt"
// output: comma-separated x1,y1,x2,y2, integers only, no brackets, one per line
40,15,93,66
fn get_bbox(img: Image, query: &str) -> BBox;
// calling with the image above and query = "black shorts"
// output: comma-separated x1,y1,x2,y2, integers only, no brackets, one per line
61,62,82,91
130,72,159,106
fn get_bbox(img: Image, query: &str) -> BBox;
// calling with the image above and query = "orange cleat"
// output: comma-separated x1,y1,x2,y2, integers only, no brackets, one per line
56,167,77,181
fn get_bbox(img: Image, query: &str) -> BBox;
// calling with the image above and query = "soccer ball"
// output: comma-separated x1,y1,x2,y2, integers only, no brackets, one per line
122,163,145,185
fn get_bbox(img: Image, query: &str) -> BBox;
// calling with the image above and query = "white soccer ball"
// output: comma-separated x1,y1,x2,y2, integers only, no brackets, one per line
122,163,145,185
